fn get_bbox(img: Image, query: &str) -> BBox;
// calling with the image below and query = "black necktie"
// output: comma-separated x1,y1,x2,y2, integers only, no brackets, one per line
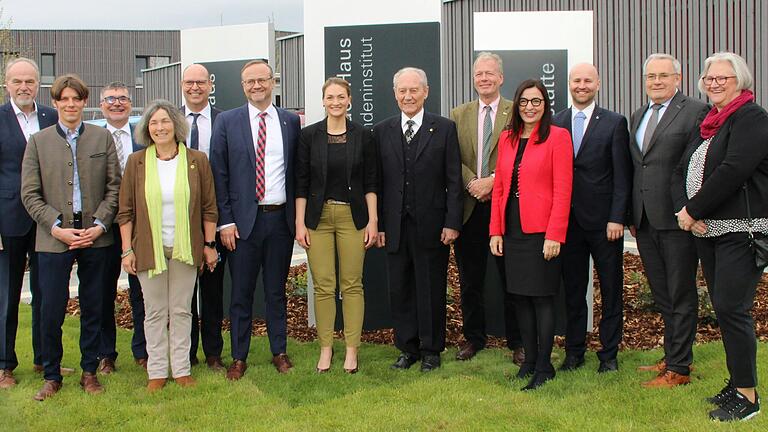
190,113,201,150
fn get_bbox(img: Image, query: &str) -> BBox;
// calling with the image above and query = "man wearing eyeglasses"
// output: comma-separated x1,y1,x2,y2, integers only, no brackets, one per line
210,59,300,379
628,53,709,388
0,58,58,389
180,63,225,371
96,82,146,375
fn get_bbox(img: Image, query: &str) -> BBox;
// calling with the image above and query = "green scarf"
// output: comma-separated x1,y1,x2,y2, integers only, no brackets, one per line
144,143,193,278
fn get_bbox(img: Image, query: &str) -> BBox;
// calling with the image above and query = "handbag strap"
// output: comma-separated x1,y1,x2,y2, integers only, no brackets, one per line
743,182,755,238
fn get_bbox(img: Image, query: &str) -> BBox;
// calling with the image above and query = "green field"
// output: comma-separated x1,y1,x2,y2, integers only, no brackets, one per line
1,305,765,431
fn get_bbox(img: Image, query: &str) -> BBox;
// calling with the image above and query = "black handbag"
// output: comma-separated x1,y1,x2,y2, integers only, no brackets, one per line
743,183,768,269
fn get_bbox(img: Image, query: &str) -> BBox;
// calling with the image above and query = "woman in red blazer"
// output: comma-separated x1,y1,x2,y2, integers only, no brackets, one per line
489,79,573,391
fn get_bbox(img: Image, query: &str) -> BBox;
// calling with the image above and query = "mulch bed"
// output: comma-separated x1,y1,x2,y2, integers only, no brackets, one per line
67,252,768,351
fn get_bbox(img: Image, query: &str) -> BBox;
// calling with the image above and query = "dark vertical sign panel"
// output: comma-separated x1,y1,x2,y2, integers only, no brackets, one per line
200,59,267,112
324,22,441,127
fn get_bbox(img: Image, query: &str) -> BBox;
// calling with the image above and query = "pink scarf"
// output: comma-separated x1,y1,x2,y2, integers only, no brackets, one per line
700,89,754,139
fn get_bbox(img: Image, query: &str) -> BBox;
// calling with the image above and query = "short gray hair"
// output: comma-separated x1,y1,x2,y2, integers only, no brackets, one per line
4,57,40,81
697,51,753,94
135,99,189,147
642,53,681,75
392,67,428,89
473,52,503,74
100,81,132,100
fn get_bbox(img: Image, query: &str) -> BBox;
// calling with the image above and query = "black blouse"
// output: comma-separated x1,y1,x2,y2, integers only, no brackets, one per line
324,132,350,203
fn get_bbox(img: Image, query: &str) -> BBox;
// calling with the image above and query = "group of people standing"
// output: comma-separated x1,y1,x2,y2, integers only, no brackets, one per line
0,49,765,422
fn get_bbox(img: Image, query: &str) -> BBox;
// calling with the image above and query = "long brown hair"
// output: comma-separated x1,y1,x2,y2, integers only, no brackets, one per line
506,79,552,143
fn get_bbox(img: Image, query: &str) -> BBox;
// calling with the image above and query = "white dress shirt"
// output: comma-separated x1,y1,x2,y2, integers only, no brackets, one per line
635,91,676,150
571,100,596,134
248,103,286,205
106,122,133,172
11,99,41,141
184,104,213,157
401,109,425,136
476,97,500,176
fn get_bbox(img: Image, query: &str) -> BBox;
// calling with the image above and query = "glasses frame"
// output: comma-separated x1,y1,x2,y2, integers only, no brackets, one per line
701,75,736,86
518,97,544,107
182,80,210,89
101,96,132,105
644,73,679,81
242,76,274,88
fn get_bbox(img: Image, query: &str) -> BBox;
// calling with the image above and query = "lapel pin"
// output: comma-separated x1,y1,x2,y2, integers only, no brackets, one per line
429,128,434,132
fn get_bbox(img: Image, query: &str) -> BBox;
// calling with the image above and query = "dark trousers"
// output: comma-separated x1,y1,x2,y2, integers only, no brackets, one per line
387,216,448,356
454,202,521,350
38,247,107,382
513,294,555,374
0,228,42,370
99,226,146,361
191,235,227,360
228,208,292,360
561,218,624,361
696,232,761,388
635,216,699,375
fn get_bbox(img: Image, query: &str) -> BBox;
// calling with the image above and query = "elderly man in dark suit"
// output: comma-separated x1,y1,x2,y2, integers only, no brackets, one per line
0,58,58,390
449,52,523,363
97,81,146,374
375,67,462,372
180,64,226,371
21,74,120,400
553,63,632,373
628,53,709,388
210,60,300,379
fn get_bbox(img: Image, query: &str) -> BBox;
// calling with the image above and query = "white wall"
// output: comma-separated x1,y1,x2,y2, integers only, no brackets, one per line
303,0,441,123
180,23,274,68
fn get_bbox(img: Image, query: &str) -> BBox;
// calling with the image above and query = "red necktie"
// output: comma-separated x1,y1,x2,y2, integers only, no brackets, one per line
256,112,267,201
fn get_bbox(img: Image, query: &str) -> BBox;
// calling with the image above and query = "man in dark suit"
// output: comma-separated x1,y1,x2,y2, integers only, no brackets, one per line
375,67,462,372
553,63,632,373
0,58,58,389
181,64,225,371
449,52,523,363
96,81,146,374
628,54,708,388
21,74,120,400
210,60,300,379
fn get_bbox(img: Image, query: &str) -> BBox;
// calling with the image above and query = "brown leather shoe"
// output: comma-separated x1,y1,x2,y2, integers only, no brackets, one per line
637,358,666,372
226,360,247,381
135,358,148,370
272,353,293,374
33,364,76,376
33,380,62,401
175,375,197,387
641,370,691,388
206,356,226,372
455,343,479,361
98,358,116,375
80,372,105,395
512,347,526,366
0,369,18,389
146,378,166,392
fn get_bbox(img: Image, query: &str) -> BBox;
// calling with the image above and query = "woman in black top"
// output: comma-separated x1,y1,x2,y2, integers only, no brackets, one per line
295,78,378,374
673,52,768,422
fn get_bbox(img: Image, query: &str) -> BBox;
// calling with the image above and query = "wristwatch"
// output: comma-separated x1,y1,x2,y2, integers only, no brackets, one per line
204,241,216,249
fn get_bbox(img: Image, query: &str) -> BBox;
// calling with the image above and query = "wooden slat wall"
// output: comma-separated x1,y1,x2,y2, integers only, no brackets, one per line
143,63,182,109
442,0,768,118
277,34,304,110
7,30,180,111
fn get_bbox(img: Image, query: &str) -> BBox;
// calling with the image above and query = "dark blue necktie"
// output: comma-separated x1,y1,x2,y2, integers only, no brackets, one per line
190,113,201,150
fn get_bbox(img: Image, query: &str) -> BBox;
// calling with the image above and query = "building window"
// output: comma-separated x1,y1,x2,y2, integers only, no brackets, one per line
135,56,148,86
41,54,55,84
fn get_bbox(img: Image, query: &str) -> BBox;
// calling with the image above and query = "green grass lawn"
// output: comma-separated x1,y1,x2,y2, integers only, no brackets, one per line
1,305,766,432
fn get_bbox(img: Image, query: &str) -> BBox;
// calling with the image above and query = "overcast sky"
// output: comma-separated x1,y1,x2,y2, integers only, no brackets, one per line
2,0,304,32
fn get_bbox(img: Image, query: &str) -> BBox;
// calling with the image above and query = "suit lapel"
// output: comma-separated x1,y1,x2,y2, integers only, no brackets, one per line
578,107,602,158
645,93,685,155
240,105,257,170
345,119,356,188
490,99,513,155
467,102,479,163
388,117,404,167
276,106,293,168
315,119,329,189
414,113,435,161
2,103,31,145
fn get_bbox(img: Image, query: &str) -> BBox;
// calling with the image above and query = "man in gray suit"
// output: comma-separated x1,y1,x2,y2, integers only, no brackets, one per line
21,74,120,401
628,53,708,388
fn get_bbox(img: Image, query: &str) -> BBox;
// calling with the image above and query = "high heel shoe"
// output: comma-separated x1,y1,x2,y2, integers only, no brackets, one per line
316,349,334,373
344,365,359,374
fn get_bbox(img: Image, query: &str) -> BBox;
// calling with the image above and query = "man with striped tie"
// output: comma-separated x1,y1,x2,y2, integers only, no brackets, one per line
210,60,300,379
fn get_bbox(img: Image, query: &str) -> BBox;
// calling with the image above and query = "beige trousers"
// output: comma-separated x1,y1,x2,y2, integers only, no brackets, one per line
137,247,198,379
306,203,365,347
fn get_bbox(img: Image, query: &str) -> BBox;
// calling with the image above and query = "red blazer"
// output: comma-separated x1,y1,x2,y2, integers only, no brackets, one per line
489,124,573,243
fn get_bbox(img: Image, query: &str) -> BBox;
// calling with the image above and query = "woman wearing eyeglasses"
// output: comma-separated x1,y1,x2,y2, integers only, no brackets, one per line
489,79,573,391
672,52,768,422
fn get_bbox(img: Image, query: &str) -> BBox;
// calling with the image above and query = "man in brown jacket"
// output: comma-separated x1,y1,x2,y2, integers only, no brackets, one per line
21,74,120,401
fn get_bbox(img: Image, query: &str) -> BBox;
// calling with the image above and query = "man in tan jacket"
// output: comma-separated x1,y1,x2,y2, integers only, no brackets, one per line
450,52,523,363
21,74,120,401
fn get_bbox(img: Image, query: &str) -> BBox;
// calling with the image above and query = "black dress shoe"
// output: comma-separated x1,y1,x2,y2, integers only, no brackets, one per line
559,356,585,371
420,355,441,372
515,364,535,380
455,343,479,361
521,371,555,391
598,358,619,373
391,353,420,370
